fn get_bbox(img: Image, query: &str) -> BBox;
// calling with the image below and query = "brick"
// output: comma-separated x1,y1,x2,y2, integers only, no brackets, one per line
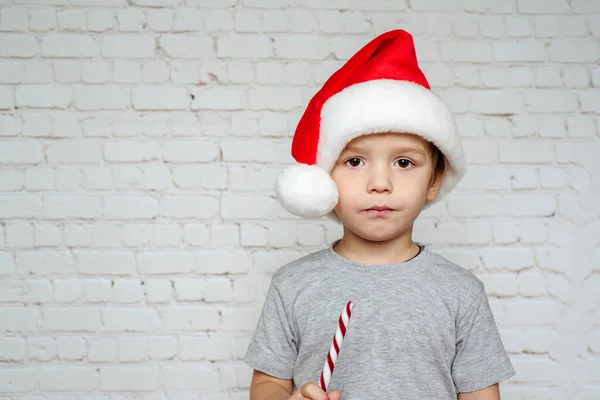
83,280,113,303
525,91,578,113
46,140,102,164
183,224,210,246
0,62,24,83
139,251,195,274
28,337,56,361
534,66,561,87
147,336,177,360
0,196,42,219
30,8,57,31
88,338,116,362
0,368,36,393
57,337,86,360
240,223,268,247
145,279,172,303
221,140,276,162
159,35,212,58
249,87,304,111
75,251,136,276
549,39,600,62
504,194,556,216
507,300,562,325
43,196,101,219
100,366,160,391
0,34,38,57
273,36,329,60
518,271,546,297
517,0,570,13
0,170,24,191
82,62,111,83
102,35,155,58
141,62,168,85
0,280,21,303
441,41,492,63
567,116,596,138
171,8,201,32
493,40,546,62
470,90,523,115
196,250,250,274
103,308,157,332
43,308,101,331
23,279,53,304
0,86,12,109
160,307,220,331
447,195,502,217
217,35,272,58
132,86,188,111
580,90,600,112
0,140,42,164
191,87,247,111
116,8,144,31
16,84,71,108
173,279,205,301
510,167,537,190
104,141,160,162
221,196,277,219
113,279,143,303
221,307,259,332
162,196,219,219
162,140,218,162
0,337,26,361
204,10,232,32
0,8,28,31
75,86,130,110
40,34,96,57
481,247,534,271
204,278,232,302
117,337,148,362
88,9,114,31
53,279,82,303
0,115,19,136
563,66,589,88
163,365,219,390
39,366,97,391
173,165,227,190
499,141,553,163
16,250,75,277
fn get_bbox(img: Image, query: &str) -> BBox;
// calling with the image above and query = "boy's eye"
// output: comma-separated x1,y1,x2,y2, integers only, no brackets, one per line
396,159,414,168
345,158,364,167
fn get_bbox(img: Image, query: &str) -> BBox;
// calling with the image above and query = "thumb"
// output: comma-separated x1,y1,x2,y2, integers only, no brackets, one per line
327,391,341,400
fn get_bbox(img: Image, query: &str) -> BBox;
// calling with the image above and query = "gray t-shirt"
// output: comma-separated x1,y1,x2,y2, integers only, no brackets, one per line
245,240,516,399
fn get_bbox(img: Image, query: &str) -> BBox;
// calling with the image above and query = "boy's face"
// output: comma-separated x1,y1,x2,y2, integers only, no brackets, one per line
330,132,442,243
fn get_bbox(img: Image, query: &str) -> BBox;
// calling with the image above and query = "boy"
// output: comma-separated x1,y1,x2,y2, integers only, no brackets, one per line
245,30,515,399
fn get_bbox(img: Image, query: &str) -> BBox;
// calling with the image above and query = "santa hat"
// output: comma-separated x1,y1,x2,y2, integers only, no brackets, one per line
275,29,466,219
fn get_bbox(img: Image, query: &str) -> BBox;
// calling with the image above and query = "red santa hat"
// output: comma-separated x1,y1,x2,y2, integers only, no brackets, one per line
275,29,466,219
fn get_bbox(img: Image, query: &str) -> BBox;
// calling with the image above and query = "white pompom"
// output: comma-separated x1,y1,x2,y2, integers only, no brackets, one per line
275,164,339,219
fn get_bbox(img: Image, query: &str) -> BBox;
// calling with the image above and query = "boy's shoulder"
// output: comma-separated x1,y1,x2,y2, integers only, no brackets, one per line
270,247,329,288
426,249,485,300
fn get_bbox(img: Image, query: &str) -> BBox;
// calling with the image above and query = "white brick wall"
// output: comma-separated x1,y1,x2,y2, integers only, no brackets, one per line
0,0,598,399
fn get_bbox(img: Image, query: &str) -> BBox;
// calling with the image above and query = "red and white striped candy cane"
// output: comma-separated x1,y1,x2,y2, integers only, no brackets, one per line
319,301,354,392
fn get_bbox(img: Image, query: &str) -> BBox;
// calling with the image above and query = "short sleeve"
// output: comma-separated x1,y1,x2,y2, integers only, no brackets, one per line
452,288,516,393
244,279,298,380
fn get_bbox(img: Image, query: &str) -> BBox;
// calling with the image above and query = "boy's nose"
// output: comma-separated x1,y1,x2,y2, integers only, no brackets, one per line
367,167,393,193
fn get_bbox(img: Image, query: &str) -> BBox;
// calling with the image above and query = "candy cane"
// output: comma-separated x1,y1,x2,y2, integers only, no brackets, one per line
319,301,354,392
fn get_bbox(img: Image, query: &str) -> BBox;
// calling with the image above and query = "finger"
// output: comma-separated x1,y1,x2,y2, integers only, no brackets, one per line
327,390,342,400
299,382,328,400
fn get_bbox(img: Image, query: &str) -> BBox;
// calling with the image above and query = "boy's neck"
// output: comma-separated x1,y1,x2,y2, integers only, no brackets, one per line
333,227,421,265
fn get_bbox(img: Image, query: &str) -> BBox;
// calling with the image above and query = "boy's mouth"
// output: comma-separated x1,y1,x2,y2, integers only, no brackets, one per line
363,206,395,216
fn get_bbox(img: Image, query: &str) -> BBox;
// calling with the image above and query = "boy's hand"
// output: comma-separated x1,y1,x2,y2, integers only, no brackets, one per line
290,382,341,400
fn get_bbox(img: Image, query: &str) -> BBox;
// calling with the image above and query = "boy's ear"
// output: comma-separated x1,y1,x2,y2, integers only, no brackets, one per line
426,171,443,202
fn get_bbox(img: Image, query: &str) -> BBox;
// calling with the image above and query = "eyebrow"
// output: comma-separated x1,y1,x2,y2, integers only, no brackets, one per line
342,145,427,157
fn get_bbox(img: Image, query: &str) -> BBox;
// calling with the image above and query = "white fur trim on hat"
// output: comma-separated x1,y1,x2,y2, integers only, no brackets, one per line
316,79,466,210
275,163,339,219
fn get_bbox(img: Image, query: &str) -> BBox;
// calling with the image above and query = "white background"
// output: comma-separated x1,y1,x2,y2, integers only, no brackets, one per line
0,0,599,398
